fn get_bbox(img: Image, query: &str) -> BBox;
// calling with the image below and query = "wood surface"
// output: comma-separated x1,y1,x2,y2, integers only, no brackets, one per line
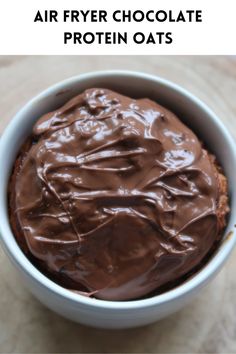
0,56,235,353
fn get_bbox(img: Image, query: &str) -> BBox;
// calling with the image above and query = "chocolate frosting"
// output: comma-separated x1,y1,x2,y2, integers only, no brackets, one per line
13,88,221,300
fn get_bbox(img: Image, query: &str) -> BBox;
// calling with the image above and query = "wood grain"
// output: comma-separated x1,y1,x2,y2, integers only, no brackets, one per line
0,56,236,354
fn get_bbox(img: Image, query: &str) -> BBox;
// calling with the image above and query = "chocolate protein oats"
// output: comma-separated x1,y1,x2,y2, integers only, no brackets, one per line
9,88,229,300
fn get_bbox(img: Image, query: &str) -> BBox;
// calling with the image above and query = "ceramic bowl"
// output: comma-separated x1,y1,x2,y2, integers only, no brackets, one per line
0,71,235,329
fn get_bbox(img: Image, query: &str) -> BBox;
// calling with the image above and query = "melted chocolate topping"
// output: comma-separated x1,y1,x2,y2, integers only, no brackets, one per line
12,88,221,300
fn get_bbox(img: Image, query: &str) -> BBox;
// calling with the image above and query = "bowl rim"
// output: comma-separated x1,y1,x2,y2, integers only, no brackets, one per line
0,70,236,311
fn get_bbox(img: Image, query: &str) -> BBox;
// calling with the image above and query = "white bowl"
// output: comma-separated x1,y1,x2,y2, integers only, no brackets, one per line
0,71,235,329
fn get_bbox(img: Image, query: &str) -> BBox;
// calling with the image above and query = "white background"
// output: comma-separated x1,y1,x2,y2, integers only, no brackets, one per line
0,0,235,55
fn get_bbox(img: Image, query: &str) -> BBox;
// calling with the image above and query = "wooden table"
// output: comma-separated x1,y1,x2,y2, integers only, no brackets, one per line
0,56,236,353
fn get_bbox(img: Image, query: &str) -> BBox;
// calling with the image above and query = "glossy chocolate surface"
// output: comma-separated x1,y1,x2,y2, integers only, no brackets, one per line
12,88,221,300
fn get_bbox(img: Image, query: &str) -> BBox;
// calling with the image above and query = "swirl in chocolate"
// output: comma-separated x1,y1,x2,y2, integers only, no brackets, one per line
13,88,220,300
